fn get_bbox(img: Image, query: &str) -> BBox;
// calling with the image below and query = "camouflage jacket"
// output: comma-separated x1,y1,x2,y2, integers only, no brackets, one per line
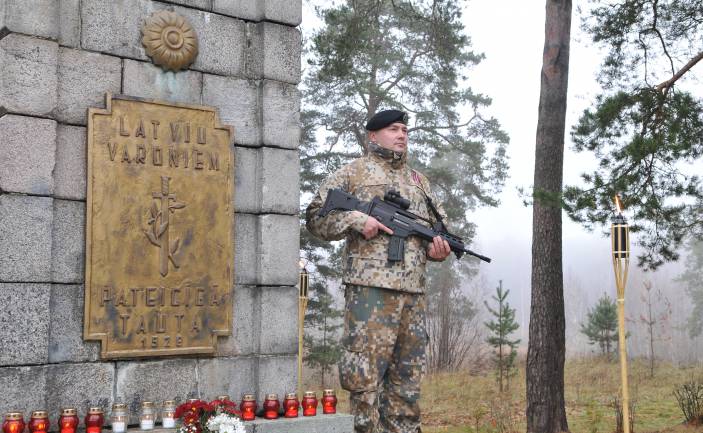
305,143,446,293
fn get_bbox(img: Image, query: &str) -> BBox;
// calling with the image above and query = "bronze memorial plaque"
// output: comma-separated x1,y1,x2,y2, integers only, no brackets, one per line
84,93,234,359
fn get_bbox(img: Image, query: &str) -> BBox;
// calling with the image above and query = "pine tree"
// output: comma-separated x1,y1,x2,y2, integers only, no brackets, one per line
303,280,344,388
485,280,520,392
580,294,619,358
527,1,572,431
564,0,703,270
676,240,703,338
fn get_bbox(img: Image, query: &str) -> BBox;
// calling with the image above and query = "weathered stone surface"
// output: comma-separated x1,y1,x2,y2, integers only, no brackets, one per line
262,80,300,149
171,5,247,77
81,0,152,60
234,213,257,285
51,200,85,283
212,0,262,21
234,147,298,214
57,47,121,125
217,285,258,356
0,365,48,416
258,214,299,286
256,355,296,403
46,362,114,416
197,357,257,400
253,415,354,433
59,0,81,48
234,147,259,213
203,75,260,146
54,125,87,200
0,34,58,117
49,284,100,363
258,287,297,355
262,22,301,84
116,359,198,423
212,0,302,26
0,283,51,366
260,147,299,214
1,0,59,39
123,59,202,105
0,195,53,282
264,0,302,27
245,22,264,80
0,115,56,195
82,0,247,76
160,0,210,10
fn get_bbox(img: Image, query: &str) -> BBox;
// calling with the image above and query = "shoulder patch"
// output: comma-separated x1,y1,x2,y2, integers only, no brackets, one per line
411,169,422,186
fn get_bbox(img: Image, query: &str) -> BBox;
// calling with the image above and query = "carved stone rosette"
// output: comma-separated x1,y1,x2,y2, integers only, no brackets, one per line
142,10,198,72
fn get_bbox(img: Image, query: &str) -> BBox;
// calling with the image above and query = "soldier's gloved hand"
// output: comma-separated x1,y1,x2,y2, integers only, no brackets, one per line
427,236,451,261
357,213,394,240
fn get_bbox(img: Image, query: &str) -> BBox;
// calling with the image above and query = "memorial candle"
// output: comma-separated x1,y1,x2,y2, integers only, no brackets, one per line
283,393,299,418
239,395,256,421
263,394,279,420
139,402,155,430
84,408,104,433
3,412,25,433
161,401,176,429
28,412,48,433
58,409,78,433
109,404,127,433
321,390,337,414
302,391,317,417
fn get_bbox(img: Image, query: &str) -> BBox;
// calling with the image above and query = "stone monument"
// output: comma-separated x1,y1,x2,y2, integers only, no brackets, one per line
0,1,351,431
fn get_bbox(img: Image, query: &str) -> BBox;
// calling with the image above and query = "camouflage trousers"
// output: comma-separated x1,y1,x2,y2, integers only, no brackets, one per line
339,285,427,433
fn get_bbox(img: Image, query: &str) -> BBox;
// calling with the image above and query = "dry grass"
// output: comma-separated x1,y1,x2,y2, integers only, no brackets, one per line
315,357,703,433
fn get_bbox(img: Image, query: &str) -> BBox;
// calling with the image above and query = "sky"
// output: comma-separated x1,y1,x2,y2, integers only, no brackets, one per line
300,1,694,346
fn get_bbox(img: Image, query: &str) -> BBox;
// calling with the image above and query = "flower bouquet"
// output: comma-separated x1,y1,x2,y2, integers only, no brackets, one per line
175,399,245,433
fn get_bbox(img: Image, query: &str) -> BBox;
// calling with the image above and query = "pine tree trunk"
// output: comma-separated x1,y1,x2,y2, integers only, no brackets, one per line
527,1,572,432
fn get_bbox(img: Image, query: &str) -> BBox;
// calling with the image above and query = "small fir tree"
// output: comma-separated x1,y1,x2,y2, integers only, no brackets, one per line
580,294,619,358
485,280,520,392
303,280,343,388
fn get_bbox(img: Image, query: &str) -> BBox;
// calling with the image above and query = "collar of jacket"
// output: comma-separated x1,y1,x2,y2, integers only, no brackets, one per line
367,141,406,169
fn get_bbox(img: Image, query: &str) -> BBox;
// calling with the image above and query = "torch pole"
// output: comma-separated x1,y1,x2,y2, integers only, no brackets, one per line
612,205,630,433
298,266,309,398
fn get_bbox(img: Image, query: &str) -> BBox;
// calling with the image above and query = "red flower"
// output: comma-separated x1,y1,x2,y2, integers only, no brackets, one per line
183,410,199,425
222,407,242,417
221,400,237,408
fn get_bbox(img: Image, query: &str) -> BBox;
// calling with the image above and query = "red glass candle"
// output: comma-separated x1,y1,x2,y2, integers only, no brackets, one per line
58,409,78,433
322,389,337,414
283,393,299,418
263,394,279,420
28,412,48,433
239,395,257,421
302,391,318,417
84,408,104,433
3,412,25,433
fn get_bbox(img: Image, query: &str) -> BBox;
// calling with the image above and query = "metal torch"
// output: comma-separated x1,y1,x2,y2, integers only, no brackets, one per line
611,194,631,433
298,261,310,398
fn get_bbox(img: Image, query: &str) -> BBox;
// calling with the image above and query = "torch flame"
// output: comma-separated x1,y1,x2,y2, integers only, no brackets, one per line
614,194,624,214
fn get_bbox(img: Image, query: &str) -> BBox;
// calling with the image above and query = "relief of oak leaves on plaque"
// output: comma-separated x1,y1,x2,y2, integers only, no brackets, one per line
144,176,186,277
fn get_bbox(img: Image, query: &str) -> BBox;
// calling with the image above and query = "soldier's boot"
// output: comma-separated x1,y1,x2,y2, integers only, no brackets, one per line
349,390,380,433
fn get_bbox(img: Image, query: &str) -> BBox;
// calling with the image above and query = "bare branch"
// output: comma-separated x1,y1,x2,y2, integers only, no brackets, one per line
656,51,703,92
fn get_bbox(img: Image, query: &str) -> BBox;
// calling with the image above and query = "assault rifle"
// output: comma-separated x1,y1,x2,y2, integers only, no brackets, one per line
317,188,491,263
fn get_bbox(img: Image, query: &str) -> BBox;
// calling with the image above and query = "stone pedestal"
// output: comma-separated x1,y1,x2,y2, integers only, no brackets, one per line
0,0,307,426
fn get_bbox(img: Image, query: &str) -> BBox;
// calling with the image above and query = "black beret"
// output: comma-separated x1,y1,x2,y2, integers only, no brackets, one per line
365,109,409,131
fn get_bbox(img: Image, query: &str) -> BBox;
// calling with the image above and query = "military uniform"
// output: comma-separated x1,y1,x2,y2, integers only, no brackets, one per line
306,114,446,433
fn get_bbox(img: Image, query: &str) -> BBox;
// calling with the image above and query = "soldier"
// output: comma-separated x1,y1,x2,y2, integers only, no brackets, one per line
306,109,451,433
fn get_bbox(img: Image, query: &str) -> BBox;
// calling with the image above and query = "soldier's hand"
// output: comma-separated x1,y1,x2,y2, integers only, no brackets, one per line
359,214,394,240
428,236,451,261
